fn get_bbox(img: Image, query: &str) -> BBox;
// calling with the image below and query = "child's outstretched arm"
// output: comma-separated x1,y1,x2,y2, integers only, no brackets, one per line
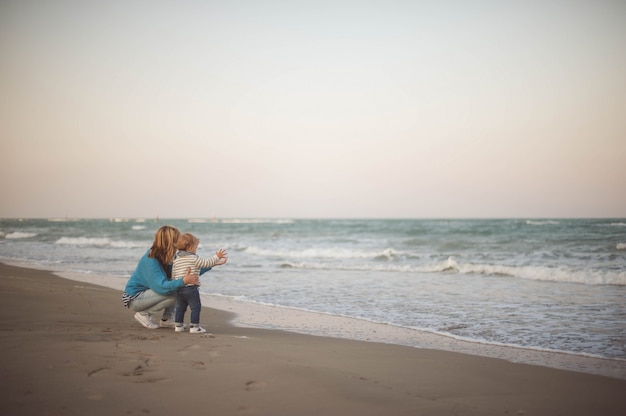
195,248,228,270
215,248,228,266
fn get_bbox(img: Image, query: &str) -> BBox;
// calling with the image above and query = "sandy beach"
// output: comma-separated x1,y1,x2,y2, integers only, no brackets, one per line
1,262,625,415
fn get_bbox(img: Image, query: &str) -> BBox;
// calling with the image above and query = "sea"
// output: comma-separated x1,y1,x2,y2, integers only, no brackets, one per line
1,218,625,376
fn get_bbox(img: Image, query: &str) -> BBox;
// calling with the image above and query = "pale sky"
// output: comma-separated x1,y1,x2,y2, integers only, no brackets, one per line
1,0,625,219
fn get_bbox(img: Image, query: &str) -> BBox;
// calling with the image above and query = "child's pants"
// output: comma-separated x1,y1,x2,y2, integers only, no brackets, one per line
175,285,202,324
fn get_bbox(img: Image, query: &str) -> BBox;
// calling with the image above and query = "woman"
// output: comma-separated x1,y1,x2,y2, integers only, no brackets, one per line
122,225,199,329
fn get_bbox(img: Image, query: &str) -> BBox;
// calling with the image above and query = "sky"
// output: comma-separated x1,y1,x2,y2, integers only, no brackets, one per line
1,0,625,219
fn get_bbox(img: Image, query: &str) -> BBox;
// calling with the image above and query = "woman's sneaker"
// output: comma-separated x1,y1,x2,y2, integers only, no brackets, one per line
134,312,159,329
174,323,186,332
189,325,207,334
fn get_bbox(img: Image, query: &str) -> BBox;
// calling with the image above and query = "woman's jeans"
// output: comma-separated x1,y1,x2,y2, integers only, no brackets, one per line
129,289,175,320
175,285,202,325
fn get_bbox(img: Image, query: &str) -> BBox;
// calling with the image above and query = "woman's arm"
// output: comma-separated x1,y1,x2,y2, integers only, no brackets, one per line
126,251,200,296
142,256,195,295
182,268,200,285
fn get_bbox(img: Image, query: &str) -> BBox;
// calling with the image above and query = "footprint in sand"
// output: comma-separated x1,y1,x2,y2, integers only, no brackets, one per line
178,344,201,357
144,357,160,367
87,367,110,377
126,365,146,376
237,406,256,414
183,344,202,350
245,380,266,391
85,392,104,400
122,365,169,383
191,361,206,370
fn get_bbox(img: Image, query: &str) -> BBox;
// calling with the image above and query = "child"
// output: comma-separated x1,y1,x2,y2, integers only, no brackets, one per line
172,233,228,333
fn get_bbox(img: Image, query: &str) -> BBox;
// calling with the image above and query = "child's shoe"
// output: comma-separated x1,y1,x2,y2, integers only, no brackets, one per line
189,325,207,334
159,318,176,328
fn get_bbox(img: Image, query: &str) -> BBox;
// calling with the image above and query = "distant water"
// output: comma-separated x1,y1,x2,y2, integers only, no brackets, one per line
1,218,625,360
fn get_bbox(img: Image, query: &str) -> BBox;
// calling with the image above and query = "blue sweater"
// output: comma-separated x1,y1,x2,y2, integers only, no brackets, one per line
124,250,185,297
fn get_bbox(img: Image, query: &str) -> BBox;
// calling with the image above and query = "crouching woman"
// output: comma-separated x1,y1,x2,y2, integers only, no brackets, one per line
122,225,199,329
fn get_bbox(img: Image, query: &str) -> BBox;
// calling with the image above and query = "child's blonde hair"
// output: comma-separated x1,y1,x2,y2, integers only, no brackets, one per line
175,233,199,251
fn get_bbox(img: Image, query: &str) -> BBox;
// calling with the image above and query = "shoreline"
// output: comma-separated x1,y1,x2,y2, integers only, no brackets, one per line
202,294,626,380
3,258,626,380
1,261,626,415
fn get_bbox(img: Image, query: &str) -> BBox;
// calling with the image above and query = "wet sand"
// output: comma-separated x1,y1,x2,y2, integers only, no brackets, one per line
1,262,625,415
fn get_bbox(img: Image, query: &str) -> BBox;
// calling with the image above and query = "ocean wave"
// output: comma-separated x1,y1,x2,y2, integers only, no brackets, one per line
526,220,560,226
5,232,38,239
56,237,112,246
131,225,146,231
110,240,151,249
374,248,397,261
245,245,387,260
422,257,626,286
220,218,294,224
269,256,626,286
55,237,149,249
617,243,626,250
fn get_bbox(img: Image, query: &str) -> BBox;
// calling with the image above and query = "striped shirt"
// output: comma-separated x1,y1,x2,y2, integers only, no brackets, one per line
172,250,221,285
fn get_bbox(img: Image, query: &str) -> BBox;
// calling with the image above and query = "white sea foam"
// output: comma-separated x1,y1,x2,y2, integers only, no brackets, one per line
47,217,69,222
110,240,151,249
244,245,381,259
131,225,146,231
5,232,38,239
421,257,626,285
526,220,560,225
55,237,148,249
270,255,626,285
617,243,626,250
220,218,294,224
56,237,111,246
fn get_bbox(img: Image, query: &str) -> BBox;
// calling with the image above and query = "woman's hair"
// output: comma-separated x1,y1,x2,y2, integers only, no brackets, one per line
175,233,199,251
149,225,180,277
